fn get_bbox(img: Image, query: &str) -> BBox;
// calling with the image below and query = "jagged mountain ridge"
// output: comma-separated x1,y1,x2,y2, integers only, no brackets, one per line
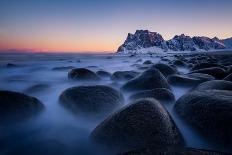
117,30,229,53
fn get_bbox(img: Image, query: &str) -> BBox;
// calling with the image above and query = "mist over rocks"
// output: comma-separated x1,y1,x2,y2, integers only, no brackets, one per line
59,85,124,118
91,99,183,152
0,90,44,122
117,30,230,53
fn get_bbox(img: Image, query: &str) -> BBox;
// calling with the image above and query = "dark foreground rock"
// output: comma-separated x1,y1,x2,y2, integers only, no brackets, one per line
121,68,170,92
152,63,177,77
68,68,100,81
174,90,232,145
91,99,183,152
59,85,123,117
129,88,175,103
111,71,139,81
118,146,228,155
0,90,44,122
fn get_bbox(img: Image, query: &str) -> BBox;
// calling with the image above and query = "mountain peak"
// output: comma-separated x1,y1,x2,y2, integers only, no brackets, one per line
117,30,229,53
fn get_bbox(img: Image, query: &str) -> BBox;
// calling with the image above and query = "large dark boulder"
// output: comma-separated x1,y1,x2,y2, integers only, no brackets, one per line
59,85,123,118
0,90,44,122
121,68,171,92
91,99,183,152
152,63,177,77
191,63,225,71
190,67,226,79
129,88,175,104
195,80,232,91
111,71,139,81
174,90,232,145
68,68,100,81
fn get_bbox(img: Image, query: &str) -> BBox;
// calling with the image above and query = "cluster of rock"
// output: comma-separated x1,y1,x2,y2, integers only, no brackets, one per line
2,52,232,154
117,30,230,53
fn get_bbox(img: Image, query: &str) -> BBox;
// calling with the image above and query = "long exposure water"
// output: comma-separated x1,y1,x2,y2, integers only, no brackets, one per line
0,53,230,155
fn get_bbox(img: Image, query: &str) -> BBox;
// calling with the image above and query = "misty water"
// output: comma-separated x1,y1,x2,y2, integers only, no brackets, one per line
0,53,230,155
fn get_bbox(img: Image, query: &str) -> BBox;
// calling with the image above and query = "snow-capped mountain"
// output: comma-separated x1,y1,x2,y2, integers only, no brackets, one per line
117,30,167,52
222,37,232,48
117,30,228,53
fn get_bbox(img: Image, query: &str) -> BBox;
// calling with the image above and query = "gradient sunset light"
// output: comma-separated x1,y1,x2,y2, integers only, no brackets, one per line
1,0,232,53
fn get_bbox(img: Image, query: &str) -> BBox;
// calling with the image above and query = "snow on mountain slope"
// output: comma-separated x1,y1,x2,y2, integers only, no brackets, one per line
117,30,228,54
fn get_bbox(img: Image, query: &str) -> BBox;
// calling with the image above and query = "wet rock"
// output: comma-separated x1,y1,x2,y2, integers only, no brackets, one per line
96,70,111,78
118,146,228,155
121,68,170,92
59,85,123,117
194,80,232,91
111,71,139,81
187,73,215,81
172,60,187,67
6,63,18,68
68,68,100,81
167,74,206,87
174,90,232,145
91,99,183,152
190,67,226,79
191,62,225,71
52,66,75,71
0,90,44,122
24,84,50,94
143,60,153,65
152,63,177,77
129,88,175,104
224,73,232,82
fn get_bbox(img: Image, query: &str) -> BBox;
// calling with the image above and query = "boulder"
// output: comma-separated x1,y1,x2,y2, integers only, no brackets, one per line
195,80,232,91
91,99,183,152
167,74,209,87
0,90,44,122
191,63,225,71
121,68,170,92
96,70,111,78
152,63,177,77
59,85,123,117
24,84,50,94
68,68,100,81
111,71,139,81
172,60,187,67
174,90,232,144
143,60,153,65
190,67,226,79
129,88,175,104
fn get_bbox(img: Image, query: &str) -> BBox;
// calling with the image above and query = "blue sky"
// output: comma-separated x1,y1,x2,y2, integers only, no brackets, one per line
1,0,232,52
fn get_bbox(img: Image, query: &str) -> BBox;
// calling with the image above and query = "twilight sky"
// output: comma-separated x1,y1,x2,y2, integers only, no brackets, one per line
0,0,232,52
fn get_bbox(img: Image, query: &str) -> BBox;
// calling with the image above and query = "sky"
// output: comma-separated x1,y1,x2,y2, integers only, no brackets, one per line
0,0,232,52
